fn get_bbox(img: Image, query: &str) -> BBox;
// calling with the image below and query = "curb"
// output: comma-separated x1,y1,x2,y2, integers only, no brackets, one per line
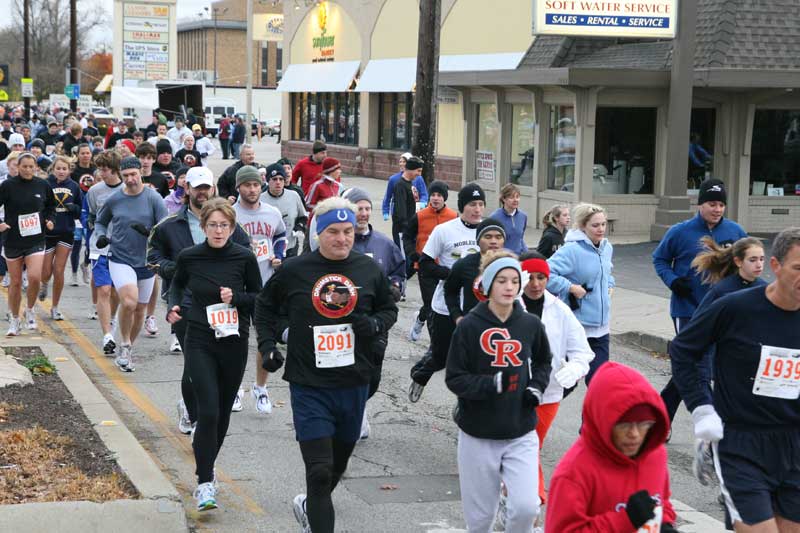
0,337,187,532
613,331,670,355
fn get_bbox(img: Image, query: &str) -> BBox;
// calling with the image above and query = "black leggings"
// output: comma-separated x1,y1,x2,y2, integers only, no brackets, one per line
174,312,196,423
185,326,248,483
70,235,82,273
410,311,455,386
299,437,357,533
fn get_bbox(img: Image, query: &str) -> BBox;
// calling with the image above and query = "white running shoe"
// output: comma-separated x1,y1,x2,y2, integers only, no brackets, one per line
408,380,424,403
231,388,244,412
115,344,134,372
144,315,158,336
50,308,64,321
194,482,217,512
23,308,36,331
69,270,80,287
38,282,49,302
292,494,311,533
169,333,182,353
360,408,370,440
250,384,273,414
102,333,116,355
177,399,193,434
80,263,91,285
6,317,20,337
88,308,98,320
408,313,425,342
1,274,9,287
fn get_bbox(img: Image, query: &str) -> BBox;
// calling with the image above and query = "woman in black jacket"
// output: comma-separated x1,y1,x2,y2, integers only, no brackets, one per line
536,204,570,258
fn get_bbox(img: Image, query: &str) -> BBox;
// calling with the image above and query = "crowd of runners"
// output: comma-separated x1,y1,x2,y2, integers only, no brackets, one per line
1,108,799,533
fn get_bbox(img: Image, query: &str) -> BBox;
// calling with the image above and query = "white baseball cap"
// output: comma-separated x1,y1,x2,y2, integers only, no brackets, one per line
186,167,214,188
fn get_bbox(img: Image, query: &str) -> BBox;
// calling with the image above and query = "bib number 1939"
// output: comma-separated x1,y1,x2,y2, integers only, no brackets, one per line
753,345,800,399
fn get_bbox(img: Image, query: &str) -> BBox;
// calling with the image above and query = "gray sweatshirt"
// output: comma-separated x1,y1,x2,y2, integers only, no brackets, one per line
87,180,123,258
260,188,307,250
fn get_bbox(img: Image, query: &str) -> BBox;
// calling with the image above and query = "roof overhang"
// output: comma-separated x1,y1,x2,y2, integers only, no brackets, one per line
695,68,800,89
277,61,361,93
356,58,416,93
439,67,669,88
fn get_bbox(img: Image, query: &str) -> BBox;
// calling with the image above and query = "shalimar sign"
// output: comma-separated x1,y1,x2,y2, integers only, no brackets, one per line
311,1,335,63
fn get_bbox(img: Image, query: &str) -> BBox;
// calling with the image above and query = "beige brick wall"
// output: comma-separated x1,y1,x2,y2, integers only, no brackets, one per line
747,198,800,233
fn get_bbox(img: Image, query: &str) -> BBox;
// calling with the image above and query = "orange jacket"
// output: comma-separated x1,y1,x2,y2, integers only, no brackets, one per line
402,205,458,267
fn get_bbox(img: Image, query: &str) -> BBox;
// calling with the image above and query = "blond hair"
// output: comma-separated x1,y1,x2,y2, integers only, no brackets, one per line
572,203,606,229
542,204,568,228
5,150,23,163
479,249,519,274
48,155,73,174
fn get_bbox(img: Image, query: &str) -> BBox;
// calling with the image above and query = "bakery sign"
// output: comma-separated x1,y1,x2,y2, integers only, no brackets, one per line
311,1,335,63
532,0,677,38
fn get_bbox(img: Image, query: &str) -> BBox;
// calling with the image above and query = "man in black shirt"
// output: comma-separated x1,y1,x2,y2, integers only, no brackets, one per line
391,156,423,248
37,119,62,147
107,120,133,149
153,139,181,190
136,142,170,197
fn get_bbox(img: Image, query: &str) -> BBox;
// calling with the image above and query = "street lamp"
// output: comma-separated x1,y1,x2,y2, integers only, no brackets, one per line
204,6,229,95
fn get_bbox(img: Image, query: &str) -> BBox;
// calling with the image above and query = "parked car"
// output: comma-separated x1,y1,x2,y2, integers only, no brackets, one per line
264,119,281,137
204,97,237,137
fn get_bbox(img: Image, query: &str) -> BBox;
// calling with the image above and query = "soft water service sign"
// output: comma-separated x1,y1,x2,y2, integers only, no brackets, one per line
533,0,677,39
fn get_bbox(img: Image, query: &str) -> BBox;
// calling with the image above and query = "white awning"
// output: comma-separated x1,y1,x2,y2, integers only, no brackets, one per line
439,52,525,72
276,61,361,92
355,58,416,92
110,86,159,109
95,74,113,93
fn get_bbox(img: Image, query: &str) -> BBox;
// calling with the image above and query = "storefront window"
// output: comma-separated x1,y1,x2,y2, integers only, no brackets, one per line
594,107,657,194
750,110,800,196
378,93,412,150
509,104,534,187
291,92,358,146
476,103,498,181
547,105,575,191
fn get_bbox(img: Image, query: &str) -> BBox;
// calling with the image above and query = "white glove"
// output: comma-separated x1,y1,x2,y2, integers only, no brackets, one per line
691,404,724,442
554,361,584,389
292,230,304,242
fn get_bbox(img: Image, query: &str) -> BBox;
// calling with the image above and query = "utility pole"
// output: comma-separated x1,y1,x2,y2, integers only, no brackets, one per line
245,0,253,143
70,0,78,112
23,0,30,119
411,0,441,184
213,10,218,95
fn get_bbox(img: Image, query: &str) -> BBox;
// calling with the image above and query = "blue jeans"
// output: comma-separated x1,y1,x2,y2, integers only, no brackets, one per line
230,142,242,159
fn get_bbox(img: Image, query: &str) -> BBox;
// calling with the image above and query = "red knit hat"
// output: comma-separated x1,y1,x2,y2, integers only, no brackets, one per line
322,157,341,175
119,139,136,153
618,403,659,423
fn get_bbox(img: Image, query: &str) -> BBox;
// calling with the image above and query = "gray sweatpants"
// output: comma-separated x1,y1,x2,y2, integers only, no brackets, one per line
457,429,540,533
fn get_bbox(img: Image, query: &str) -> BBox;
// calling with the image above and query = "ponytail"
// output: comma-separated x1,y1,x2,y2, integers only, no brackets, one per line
692,236,764,284
542,205,567,228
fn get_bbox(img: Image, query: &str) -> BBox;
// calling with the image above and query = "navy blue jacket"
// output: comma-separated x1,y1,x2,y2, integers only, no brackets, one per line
46,175,82,235
353,225,405,288
652,213,746,318
694,274,767,317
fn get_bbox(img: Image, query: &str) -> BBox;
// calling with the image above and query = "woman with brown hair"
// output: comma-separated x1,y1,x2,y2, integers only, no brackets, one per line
536,204,570,258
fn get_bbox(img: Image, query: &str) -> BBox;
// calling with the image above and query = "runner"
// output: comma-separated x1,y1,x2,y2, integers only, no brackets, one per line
175,134,203,168
86,151,122,353
163,166,189,215
408,183,485,402
254,196,398,533
381,152,428,227
536,205,570,258
217,144,260,202
0,152,56,335
403,181,456,342
153,140,181,190
191,124,215,166
292,140,326,197
445,249,552,533
39,155,82,319
94,156,168,371
70,143,95,184
232,165,287,413
136,142,170,198
490,183,528,255
261,163,307,257
546,362,679,532
390,156,425,248
149,167,252,434
166,197,262,511
671,227,800,532
305,158,343,213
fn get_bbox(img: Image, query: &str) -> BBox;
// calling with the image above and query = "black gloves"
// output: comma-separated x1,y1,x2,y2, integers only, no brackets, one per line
131,223,150,237
351,313,382,337
625,490,656,529
408,252,420,264
523,387,543,408
389,284,402,303
494,370,520,394
261,348,285,372
670,276,693,298
96,235,109,248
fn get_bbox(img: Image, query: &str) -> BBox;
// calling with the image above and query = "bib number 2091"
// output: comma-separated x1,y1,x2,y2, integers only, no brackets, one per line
313,324,354,368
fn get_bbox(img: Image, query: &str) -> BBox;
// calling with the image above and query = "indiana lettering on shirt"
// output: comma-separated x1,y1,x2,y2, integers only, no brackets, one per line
242,220,274,238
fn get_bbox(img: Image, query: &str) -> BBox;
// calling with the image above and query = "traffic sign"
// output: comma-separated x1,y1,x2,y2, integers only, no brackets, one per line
0,65,8,87
0,89,8,102
21,78,33,98
65,83,80,99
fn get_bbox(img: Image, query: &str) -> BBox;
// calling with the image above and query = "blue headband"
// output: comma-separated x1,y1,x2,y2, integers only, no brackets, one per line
482,257,522,296
316,208,356,235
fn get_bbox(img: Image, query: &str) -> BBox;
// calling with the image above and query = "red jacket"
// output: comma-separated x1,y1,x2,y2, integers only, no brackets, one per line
546,362,676,533
305,175,342,212
292,156,323,196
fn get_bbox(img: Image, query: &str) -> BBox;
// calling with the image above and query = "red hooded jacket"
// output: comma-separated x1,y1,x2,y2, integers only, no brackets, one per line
546,362,676,532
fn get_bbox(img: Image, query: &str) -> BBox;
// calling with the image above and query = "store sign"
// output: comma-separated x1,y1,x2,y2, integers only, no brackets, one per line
438,87,459,105
254,14,284,42
122,2,171,83
476,151,496,182
311,1,335,63
532,0,677,38
21,77,33,98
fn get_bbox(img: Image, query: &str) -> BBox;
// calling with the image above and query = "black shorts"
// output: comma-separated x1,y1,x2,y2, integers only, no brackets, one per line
715,427,800,526
2,242,46,260
45,233,74,252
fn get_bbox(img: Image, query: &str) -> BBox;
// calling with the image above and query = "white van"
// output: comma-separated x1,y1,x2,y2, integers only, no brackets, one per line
204,97,237,137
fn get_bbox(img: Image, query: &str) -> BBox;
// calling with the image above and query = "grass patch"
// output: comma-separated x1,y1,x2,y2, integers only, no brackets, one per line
21,355,56,375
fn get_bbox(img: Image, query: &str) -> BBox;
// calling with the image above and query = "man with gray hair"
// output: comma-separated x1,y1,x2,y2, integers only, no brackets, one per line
217,144,260,202
670,227,800,531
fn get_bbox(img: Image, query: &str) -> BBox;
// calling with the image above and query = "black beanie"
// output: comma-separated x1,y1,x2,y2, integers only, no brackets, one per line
429,180,449,201
476,217,506,241
698,178,726,205
458,182,486,212
156,139,172,155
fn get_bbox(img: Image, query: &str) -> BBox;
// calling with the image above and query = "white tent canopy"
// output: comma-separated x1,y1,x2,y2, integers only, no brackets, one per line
110,86,159,109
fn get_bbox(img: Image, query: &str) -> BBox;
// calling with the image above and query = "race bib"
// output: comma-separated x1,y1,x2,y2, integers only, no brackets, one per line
253,239,272,263
313,324,355,368
18,213,41,237
205,303,240,339
753,345,800,400
637,505,662,533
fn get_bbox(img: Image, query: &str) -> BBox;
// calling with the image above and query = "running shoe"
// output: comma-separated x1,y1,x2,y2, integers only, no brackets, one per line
115,344,134,372
169,333,182,353
80,263,90,285
21,272,27,290
23,308,36,331
69,270,80,287
102,333,116,355
50,308,64,321
408,312,425,342
693,439,715,486
408,380,425,403
231,388,244,412
194,482,217,512
495,491,508,530
359,408,370,440
144,315,158,336
251,384,273,414
1,274,9,287
292,494,311,533
6,317,20,337
177,399,193,435
38,282,49,302
88,308,98,320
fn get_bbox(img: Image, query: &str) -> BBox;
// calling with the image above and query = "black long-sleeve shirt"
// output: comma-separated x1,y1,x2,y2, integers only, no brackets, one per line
0,176,57,248
254,250,398,388
168,240,262,337
391,177,416,236
444,252,483,322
